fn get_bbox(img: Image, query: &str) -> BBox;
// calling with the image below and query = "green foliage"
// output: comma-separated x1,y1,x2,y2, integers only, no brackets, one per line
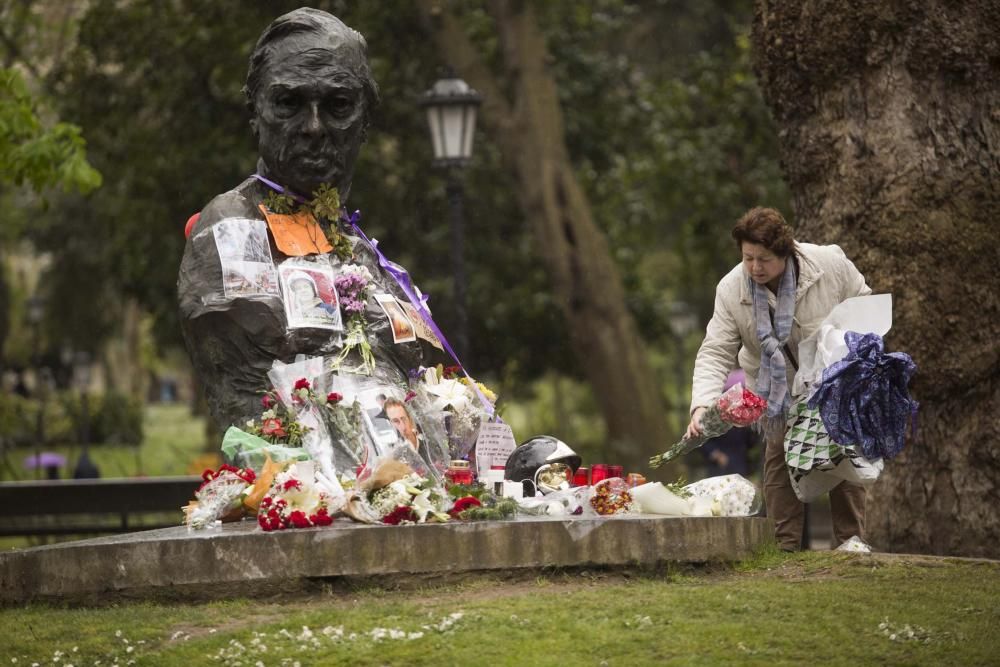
0,391,143,450
0,67,102,194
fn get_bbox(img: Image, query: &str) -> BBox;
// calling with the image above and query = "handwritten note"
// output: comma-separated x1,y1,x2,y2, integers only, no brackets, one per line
474,421,517,479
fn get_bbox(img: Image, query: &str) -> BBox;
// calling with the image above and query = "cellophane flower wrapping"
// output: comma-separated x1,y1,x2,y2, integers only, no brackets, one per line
682,474,761,517
411,366,497,460
649,383,767,468
588,477,634,516
186,469,255,530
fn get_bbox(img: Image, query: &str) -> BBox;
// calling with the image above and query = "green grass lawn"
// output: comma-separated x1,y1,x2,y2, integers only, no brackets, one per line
1,403,210,481
2,550,998,666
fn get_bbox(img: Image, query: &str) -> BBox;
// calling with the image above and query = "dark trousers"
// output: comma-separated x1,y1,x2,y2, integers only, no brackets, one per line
763,424,867,550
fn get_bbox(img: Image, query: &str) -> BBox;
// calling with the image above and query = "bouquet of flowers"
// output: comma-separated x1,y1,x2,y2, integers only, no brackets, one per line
257,461,339,531
334,263,376,374
345,459,450,525
244,391,311,447
184,464,257,530
589,478,634,516
649,383,767,468
410,364,498,459
682,474,761,517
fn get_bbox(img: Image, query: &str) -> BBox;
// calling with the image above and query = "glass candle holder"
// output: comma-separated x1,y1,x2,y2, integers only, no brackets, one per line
608,465,624,479
572,466,590,487
591,464,609,485
445,460,473,486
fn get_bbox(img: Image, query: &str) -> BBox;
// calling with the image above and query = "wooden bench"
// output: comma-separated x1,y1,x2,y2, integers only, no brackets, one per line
0,476,201,537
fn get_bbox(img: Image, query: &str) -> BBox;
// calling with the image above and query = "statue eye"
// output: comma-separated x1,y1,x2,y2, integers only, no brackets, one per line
327,95,355,117
272,92,299,115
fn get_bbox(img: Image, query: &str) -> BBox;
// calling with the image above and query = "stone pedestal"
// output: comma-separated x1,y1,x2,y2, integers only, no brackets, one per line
0,515,773,603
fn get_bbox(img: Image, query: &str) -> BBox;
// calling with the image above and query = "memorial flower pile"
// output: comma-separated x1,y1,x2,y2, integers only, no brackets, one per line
649,383,767,468
368,472,450,524
257,461,337,531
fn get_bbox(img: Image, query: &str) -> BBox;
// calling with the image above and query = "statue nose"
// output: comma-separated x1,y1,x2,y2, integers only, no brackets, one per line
303,102,323,134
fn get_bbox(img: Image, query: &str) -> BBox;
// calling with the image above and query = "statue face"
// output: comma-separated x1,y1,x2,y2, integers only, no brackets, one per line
253,36,369,198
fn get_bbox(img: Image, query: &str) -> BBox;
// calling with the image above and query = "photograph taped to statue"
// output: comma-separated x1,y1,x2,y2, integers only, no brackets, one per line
178,7,446,432
374,293,417,343
212,218,279,300
279,257,343,330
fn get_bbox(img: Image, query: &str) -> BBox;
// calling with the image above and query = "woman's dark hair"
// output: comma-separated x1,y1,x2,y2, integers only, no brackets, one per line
731,207,796,258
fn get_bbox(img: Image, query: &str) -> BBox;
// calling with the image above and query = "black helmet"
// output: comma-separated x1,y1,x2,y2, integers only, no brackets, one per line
504,436,581,496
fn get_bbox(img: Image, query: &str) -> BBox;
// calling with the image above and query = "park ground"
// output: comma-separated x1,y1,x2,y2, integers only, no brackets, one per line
2,548,998,666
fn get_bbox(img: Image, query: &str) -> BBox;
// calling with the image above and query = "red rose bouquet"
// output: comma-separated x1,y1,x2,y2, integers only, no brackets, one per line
649,383,767,469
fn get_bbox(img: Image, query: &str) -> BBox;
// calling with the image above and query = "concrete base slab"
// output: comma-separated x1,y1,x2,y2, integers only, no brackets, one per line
1,515,773,603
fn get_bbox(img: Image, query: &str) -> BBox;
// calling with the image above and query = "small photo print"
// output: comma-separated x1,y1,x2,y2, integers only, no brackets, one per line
221,260,280,299
279,261,343,331
374,293,416,344
214,218,279,298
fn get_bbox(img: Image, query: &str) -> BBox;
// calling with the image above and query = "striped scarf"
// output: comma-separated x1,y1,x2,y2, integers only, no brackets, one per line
752,258,797,418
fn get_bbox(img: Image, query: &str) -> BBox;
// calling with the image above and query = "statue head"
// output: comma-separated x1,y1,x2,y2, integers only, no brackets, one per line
244,8,380,200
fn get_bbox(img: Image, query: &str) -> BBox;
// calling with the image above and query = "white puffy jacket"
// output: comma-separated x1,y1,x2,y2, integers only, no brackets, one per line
690,242,871,413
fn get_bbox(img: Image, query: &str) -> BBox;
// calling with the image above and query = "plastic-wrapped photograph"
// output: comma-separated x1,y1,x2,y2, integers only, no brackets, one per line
212,217,279,298
374,293,417,343
279,259,343,331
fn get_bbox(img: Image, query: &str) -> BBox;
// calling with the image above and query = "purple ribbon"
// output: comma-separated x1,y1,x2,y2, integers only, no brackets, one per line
345,210,496,418
253,173,309,204
252,173,496,419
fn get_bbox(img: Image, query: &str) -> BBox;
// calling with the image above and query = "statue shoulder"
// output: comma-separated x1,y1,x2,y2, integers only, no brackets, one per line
190,179,264,237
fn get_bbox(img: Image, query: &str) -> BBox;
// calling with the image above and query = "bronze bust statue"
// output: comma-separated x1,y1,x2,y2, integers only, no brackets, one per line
178,8,442,430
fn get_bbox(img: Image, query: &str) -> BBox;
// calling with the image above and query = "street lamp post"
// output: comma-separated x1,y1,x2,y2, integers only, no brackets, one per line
26,295,46,481
421,71,481,363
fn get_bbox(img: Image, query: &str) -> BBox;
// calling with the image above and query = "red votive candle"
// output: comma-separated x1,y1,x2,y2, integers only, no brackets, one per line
573,467,590,487
591,464,609,485
446,460,473,486
608,465,624,479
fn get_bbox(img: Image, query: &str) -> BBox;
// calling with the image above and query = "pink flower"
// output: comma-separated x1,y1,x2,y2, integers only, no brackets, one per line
261,394,275,409
261,418,286,438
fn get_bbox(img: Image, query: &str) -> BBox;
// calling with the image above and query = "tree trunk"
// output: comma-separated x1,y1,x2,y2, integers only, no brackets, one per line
752,0,1000,556
417,0,675,474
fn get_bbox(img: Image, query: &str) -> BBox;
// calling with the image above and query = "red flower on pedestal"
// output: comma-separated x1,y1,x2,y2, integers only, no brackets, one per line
382,506,419,525
288,510,311,529
448,496,482,518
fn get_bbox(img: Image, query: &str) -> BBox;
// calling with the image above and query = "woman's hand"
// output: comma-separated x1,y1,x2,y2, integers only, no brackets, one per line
686,407,706,440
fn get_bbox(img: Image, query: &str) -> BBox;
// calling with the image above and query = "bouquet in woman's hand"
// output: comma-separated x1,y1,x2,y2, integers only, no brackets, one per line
649,383,767,469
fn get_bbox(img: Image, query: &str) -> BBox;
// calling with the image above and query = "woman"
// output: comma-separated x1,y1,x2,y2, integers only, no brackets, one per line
686,207,871,550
